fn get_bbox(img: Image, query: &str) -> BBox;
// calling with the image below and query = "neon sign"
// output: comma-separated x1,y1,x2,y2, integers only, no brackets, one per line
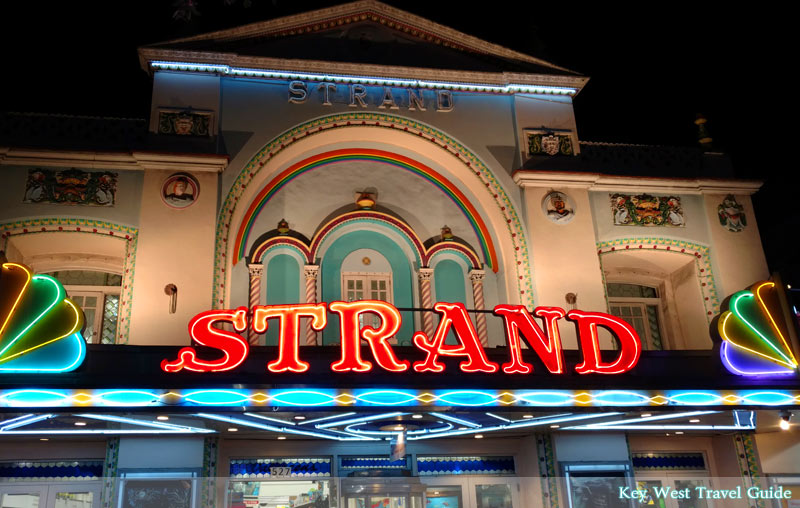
718,281,799,376
162,300,641,375
0,263,86,373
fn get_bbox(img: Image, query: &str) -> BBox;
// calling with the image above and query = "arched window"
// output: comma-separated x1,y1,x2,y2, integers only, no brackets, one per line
47,270,122,344
263,253,301,345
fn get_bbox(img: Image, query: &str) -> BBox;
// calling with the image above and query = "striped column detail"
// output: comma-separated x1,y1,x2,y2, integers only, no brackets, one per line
418,268,434,338
247,264,264,344
304,265,320,345
470,269,488,346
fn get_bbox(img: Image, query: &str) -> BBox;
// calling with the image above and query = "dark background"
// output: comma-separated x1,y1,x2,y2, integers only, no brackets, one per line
0,2,793,283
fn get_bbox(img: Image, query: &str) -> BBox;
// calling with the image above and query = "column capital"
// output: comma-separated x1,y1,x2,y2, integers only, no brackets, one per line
469,269,486,282
304,264,320,279
418,267,434,281
248,264,264,277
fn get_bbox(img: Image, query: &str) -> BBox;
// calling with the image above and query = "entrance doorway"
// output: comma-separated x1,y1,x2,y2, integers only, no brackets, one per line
421,477,521,508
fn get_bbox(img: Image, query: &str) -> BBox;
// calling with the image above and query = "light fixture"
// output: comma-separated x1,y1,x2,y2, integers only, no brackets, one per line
689,419,700,423
228,427,238,432
157,416,169,421
294,415,306,421
641,413,652,418
39,438,49,441
523,415,534,419
675,431,684,435
433,491,439,495
780,411,792,431
412,414,423,419
74,422,86,426
550,425,560,429
277,436,287,440
393,425,404,431
474,434,483,439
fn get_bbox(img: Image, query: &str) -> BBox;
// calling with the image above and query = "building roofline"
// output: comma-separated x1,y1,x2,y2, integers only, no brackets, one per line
143,0,579,75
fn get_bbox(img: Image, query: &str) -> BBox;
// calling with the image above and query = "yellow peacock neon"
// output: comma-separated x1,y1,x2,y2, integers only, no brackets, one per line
0,263,86,373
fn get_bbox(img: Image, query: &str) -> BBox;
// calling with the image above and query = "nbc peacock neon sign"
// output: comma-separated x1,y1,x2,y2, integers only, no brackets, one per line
161,301,642,375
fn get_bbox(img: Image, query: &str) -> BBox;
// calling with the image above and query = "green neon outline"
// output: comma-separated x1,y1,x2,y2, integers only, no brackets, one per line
0,275,64,359
731,292,796,367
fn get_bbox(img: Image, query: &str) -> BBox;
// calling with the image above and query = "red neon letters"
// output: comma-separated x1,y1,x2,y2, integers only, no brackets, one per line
494,305,566,374
568,310,642,374
161,307,249,373
329,300,409,372
413,302,499,373
253,304,327,373
162,301,643,375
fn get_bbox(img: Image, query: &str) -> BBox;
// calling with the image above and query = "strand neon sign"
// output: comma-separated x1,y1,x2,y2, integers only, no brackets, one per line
161,301,641,375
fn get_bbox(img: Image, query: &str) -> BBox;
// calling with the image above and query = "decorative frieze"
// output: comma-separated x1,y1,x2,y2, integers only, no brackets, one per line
718,194,747,232
610,193,684,227
23,168,117,206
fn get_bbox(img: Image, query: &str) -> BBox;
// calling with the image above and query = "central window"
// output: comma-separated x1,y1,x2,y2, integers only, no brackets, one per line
607,282,664,351
342,272,392,303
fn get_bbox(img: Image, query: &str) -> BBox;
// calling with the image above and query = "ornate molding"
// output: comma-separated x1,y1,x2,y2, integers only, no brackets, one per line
469,269,486,282
0,148,228,173
418,267,434,281
513,170,763,195
247,263,264,277
304,264,320,280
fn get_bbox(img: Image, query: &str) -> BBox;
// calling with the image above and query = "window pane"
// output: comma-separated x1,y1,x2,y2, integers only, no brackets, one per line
475,484,513,508
49,270,121,286
53,492,93,508
83,296,98,308
646,305,663,350
83,308,96,343
102,294,120,344
1,493,40,508
607,283,657,298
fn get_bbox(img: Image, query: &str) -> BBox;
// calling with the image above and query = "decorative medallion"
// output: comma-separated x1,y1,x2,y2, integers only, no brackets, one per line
23,168,117,206
0,263,86,373
717,281,798,376
161,173,199,209
525,129,573,157
157,109,212,136
718,194,747,232
542,191,575,224
610,193,684,227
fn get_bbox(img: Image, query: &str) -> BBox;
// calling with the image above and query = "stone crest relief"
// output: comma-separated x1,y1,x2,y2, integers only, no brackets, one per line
525,129,573,157
157,109,213,136
23,168,117,206
718,194,746,232
610,193,684,227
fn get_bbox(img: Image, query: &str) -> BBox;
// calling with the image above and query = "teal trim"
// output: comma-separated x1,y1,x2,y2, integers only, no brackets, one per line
323,218,423,266
434,259,467,345
321,230,414,345
265,254,301,345
429,249,473,269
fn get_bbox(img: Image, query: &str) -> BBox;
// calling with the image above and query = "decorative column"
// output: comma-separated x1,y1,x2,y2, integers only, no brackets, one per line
247,264,263,344
418,268,435,338
469,269,488,346
304,265,320,345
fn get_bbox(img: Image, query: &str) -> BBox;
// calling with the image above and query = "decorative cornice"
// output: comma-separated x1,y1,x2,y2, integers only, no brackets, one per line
512,170,763,195
140,51,587,93
0,147,229,173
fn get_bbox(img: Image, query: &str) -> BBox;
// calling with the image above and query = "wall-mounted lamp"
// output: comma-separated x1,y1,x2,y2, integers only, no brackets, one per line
780,410,792,431
565,292,578,311
164,284,178,314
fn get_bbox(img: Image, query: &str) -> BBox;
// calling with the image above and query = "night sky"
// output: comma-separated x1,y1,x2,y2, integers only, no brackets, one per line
1,2,793,283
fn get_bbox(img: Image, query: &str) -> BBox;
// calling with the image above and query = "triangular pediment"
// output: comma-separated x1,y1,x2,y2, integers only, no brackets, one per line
140,1,586,89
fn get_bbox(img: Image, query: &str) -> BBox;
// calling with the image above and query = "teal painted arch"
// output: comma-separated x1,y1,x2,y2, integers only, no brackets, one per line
432,258,469,346
263,253,302,345
314,217,423,267
320,230,415,345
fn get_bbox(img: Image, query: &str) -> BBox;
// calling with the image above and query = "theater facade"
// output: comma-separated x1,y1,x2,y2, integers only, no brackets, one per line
1,2,799,508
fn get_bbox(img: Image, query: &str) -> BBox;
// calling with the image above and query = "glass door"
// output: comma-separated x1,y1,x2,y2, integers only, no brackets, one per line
468,478,519,508
0,483,100,508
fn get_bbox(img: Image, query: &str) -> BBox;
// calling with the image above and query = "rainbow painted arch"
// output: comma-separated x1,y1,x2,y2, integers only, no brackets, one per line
0,263,86,373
